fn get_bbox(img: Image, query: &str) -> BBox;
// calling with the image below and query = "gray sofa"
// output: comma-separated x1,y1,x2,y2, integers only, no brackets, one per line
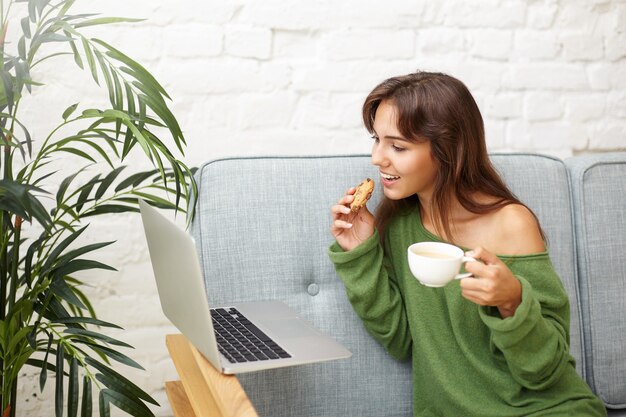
190,152,626,417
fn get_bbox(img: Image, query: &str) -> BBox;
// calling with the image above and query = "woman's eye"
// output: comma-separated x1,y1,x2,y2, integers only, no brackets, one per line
371,135,379,143
392,144,405,152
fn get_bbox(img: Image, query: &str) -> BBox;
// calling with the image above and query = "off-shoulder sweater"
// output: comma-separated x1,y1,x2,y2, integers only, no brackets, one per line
328,208,606,417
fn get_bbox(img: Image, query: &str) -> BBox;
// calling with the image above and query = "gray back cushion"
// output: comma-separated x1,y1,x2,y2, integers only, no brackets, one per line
491,154,583,378
191,156,412,417
566,153,626,409
190,153,582,416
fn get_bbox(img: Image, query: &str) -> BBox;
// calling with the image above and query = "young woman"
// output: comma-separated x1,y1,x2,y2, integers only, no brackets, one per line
328,71,606,416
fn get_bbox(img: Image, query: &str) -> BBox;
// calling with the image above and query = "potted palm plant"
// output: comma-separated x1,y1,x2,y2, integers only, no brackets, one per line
0,0,197,416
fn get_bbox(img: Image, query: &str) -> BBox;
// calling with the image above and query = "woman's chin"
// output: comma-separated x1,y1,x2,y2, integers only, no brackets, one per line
382,187,405,200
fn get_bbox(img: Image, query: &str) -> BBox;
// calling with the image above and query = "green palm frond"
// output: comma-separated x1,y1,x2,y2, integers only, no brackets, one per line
0,1,198,416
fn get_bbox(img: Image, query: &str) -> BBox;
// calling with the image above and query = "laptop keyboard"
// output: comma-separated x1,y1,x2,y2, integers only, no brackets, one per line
210,307,292,363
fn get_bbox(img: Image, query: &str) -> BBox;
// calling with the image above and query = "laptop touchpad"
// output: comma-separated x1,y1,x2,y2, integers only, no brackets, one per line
265,319,319,339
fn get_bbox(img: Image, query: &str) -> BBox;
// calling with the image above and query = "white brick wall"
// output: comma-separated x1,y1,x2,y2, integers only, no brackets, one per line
11,0,626,415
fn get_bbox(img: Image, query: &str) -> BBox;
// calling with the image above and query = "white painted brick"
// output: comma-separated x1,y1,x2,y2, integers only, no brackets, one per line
273,31,319,59
505,120,534,150
482,93,522,119
336,93,369,129
442,0,526,29
91,24,164,64
421,2,447,25
560,32,604,61
553,4,598,31
293,93,342,129
450,64,506,91
527,2,558,29
587,63,612,90
234,92,299,129
238,0,334,30
162,24,223,58
416,28,466,54
563,94,607,121
169,59,292,94
606,33,626,61
292,61,417,93
307,0,427,29
617,5,626,32
504,64,588,90
484,119,507,149
468,30,513,60
292,92,364,130
201,128,349,157
323,30,415,61
523,92,563,121
608,91,626,118
514,30,560,60
225,26,272,59
528,122,589,150
155,0,244,25
596,61,626,89
589,123,626,149
328,128,377,154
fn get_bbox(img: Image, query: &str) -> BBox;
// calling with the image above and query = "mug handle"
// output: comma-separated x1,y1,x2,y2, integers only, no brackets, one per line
454,256,477,280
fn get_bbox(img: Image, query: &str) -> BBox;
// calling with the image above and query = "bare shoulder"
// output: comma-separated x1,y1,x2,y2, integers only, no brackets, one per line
490,203,546,255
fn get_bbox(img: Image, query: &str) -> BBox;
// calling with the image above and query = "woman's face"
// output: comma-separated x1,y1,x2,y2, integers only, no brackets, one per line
370,100,438,201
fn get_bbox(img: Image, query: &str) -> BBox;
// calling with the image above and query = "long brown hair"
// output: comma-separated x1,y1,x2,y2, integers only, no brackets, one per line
363,71,543,244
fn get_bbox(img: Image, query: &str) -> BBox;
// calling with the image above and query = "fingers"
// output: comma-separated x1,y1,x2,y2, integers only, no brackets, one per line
330,188,356,221
331,204,352,217
332,219,353,230
329,187,366,238
459,246,522,311
338,190,355,206
459,288,490,306
465,246,501,265
330,189,356,236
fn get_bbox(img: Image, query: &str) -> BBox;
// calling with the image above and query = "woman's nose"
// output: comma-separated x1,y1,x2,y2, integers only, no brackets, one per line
371,144,386,167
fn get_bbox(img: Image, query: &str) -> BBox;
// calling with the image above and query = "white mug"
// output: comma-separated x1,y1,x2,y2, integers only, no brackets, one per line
407,242,476,288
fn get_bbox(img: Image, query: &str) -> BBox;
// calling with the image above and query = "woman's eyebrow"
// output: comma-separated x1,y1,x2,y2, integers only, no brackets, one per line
383,134,411,142
372,129,410,142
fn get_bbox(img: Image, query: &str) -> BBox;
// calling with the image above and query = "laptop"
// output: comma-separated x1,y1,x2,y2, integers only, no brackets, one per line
138,199,352,374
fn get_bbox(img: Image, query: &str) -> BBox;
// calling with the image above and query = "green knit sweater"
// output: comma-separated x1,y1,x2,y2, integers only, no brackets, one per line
328,208,606,417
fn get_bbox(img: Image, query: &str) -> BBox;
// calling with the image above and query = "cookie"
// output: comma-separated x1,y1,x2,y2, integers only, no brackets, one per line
350,178,375,212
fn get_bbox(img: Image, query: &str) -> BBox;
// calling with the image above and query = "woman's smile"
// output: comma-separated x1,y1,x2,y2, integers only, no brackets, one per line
380,172,401,187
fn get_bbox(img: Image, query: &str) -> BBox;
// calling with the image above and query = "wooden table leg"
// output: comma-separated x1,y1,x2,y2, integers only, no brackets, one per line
165,381,196,417
165,334,259,417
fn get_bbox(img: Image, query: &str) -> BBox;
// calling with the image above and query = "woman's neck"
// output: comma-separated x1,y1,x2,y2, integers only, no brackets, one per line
418,192,481,243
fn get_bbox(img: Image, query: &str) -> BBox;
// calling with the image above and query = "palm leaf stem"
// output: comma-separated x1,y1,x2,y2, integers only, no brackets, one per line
1,2,12,34
49,328,103,391
8,378,15,417
7,216,20,311
30,51,73,69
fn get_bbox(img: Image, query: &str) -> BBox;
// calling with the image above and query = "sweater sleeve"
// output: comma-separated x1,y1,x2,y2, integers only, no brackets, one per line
478,255,573,391
328,230,412,361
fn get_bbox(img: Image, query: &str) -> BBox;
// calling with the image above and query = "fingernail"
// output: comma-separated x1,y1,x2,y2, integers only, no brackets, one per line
346,223,353,228
465,250,475,257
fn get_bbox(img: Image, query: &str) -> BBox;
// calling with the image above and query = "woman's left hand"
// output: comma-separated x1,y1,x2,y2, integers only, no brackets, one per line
460,247,522,318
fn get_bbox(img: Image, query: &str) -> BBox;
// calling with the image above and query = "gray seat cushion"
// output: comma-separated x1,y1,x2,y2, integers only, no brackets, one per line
566,153,626,410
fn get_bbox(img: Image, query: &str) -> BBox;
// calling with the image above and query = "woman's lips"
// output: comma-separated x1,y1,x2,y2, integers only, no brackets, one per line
380,172,400,186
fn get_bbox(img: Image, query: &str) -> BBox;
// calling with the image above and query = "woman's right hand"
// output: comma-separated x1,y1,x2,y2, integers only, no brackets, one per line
330,187,375,251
